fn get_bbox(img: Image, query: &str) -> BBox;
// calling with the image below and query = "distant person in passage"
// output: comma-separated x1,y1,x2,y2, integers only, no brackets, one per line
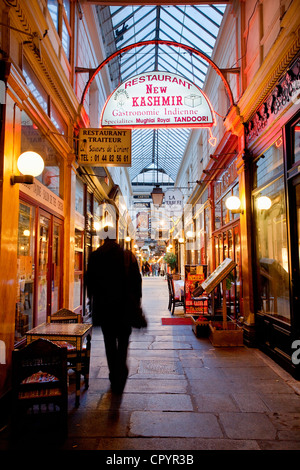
85,232,142,394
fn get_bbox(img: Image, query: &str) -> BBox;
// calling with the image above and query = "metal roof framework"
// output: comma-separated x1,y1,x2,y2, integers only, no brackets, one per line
97,4,227,187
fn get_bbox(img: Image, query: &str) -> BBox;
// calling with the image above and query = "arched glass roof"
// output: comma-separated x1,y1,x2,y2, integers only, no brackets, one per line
97,4,227,188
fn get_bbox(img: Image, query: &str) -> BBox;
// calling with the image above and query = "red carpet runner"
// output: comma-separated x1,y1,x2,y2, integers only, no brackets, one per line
161,317,193,325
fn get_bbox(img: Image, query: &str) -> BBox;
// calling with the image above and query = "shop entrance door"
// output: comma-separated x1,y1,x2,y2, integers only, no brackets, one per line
51,219,63,316
37,212,50,326
213,222,241,319
36,210,63,325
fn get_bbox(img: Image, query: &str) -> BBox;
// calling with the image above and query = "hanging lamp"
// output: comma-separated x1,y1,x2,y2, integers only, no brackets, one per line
151,130,164,207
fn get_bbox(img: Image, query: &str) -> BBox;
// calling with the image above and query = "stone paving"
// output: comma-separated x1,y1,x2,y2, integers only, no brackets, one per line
2,277,300,451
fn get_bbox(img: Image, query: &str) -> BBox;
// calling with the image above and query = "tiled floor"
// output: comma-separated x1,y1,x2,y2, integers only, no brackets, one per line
2,277,300,451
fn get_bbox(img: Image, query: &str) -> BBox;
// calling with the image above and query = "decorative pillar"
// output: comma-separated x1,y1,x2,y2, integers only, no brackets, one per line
0,83,21,398
63,153,76,310
236,145,256,346
224,104,256,345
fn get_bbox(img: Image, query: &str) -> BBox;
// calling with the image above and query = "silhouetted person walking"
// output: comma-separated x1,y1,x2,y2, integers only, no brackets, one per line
86,236,142,394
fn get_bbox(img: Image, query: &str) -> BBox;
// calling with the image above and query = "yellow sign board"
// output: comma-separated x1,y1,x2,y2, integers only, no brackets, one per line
78,128,131,166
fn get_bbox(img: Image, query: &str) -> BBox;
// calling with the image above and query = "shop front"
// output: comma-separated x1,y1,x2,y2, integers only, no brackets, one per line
14,110,65,346
246,55,300,378
212,159,241,321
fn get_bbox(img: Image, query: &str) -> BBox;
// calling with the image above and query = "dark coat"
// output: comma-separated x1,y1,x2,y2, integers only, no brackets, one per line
85,239,142,327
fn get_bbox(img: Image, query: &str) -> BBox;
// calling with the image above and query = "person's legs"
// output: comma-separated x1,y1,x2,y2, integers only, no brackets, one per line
102,325,131,393
102,330,118,386
115,328,131,391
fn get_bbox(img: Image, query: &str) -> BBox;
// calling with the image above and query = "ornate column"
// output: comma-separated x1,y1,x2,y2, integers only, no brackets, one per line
236,147,256,345
63,153,76,310
225,104,256,345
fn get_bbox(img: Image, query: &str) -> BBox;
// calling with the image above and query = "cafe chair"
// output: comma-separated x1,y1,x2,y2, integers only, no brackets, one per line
49,308,82,323
167,274,185,315
49,308,90,390
11,338,68,436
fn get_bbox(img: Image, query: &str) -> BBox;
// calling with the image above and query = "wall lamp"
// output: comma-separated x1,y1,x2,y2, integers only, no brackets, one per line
11,151,44,185
225,195,243,214
257,196,272,210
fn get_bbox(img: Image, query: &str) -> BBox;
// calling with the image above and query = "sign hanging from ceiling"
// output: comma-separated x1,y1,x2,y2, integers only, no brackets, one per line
164,189,183,215
78,128,131,166
101,72,215,129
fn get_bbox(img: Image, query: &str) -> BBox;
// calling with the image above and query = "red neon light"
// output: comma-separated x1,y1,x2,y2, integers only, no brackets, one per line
208,128,217,147
80,40,234,109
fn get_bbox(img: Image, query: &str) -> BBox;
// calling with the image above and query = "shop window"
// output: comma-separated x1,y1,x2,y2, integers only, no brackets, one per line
87,191,93,214
254,141,283,189
23,62,68,139
216,183,239,228
204,206,211,272
50,102,68,137
293,119,300,165
23,60,48,114
75,178,84,214
74,229,84,310
215,200,221,230
254,176,290,324
15,202,36,344
48,0,72,62
48,0,59,30
222,192,231,225
21,111,63,198
51,221,63,314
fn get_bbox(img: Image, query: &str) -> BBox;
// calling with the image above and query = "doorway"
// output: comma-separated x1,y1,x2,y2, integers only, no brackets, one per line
213,222,241,319
37,210,63,324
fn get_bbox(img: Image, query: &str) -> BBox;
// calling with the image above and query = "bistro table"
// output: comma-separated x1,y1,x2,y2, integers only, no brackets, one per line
26,322,92,407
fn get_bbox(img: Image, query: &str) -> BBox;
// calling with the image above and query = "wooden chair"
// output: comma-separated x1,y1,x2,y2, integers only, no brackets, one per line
167,274,172,310
168,274,185,315
12,338,68,436
49,308,82,323
49,309,90,390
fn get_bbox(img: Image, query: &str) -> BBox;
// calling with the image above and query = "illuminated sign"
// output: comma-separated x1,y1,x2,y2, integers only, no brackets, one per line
101,72,215,129
78,128,131,166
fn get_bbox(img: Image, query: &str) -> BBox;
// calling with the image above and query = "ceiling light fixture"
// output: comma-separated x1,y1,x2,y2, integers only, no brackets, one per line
151,130,164,207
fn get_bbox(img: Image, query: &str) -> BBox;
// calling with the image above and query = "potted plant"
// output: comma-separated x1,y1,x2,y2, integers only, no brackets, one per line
163,252,177,272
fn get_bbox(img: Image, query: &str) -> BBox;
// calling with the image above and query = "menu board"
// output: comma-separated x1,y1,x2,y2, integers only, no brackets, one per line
185,265,208,314
201,258,236,294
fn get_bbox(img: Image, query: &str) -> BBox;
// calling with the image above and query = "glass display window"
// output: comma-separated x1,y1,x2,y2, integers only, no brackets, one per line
15,201,64,342
75,178,84,215
74,229,84,311
15,202,36,343
253,141,284,189
21,111,63,198
254,176,290,324
293,119,300,165
48,0,72,62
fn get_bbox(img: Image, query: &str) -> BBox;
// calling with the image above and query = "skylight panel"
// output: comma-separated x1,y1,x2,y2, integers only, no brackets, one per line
98,4,227,185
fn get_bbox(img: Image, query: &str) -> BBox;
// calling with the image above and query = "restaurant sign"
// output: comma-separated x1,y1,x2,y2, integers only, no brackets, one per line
101,72,215,129
78,128,131,166
164,189,183,214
